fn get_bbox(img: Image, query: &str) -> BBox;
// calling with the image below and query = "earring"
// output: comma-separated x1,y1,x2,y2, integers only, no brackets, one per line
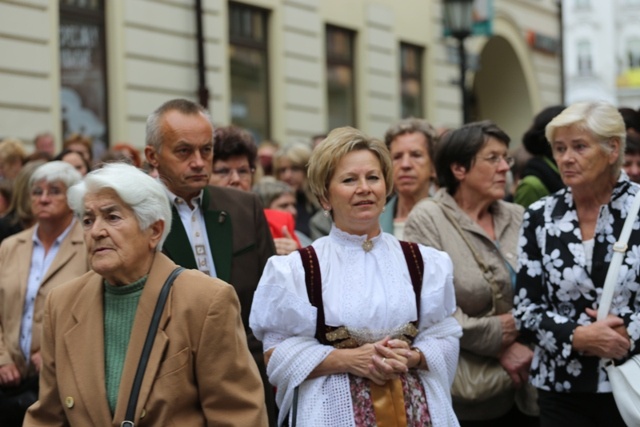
381,206,386,213
323,209,330,217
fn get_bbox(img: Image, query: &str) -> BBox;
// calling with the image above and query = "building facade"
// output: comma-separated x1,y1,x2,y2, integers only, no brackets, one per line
563,0,640,107
0,0,562,155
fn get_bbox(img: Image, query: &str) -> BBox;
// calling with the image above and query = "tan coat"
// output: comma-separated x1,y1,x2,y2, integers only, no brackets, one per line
0,221,88,378
404,188,524,420
24,252,267,427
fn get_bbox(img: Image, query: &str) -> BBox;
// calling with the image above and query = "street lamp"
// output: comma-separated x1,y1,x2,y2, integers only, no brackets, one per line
443,0,474,124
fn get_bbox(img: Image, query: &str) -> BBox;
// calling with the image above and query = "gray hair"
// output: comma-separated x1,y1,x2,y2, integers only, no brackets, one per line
67,162,172,251
29,161,82,189
145,98,213,152
384,117,437,160
252,177,295,208
546,101,626,173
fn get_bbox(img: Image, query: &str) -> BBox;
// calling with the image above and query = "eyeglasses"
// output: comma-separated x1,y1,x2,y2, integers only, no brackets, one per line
212,167,255,180
481,154,515,168
31,186,66,198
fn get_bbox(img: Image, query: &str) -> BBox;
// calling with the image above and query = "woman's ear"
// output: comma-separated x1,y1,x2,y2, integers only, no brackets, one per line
148,219,165,250
451,163,467,182
608,138,621,165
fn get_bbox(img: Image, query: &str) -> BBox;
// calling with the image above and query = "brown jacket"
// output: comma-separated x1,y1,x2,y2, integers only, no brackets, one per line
0,221,88,378
24,252,267,427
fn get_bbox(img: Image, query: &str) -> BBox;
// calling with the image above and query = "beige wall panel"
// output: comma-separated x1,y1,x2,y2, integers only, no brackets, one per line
203,12,223,40
207,68,225,98
368,49,394,74
125,89,192,119
11,0,48,7
366,95,395,118
368,73,395,97
368,120,393,140
285,83,322,109
126,119,147,149
0,74,51,108
125,57,197,92
206,40,225,70
367,73,400,98
536,72,562,91
124,0,194,36
209,97,227,125
0,107,55,142
0,2,49,41
433,84,463,106
365,2,392,28
125,27,195,64
204,0,223,13
367,26,394,51
285,108,324,136
0,38,50,74
286,0,319,10
283,5,319,33
284,32,321,59
283,56,322,81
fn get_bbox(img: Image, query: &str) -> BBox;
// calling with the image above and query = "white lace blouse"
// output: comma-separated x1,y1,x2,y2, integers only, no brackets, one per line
250,226,462,426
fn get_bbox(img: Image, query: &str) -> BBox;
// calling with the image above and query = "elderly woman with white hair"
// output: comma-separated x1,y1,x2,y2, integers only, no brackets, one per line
24,163,267,426
514,101,640,426
0,161,87,426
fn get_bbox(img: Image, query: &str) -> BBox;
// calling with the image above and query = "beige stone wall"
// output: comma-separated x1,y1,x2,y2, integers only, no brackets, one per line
0,0,562,150
0,0,60,149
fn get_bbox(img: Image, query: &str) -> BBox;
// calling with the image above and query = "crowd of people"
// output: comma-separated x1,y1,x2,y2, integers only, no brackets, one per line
0,99,639,426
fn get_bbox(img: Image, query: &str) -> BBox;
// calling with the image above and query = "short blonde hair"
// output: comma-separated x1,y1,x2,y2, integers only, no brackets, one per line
307,126,393,204
546,101,626,173
0,138,26,167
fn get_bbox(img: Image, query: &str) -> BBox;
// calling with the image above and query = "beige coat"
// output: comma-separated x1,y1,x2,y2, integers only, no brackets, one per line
0,221,88,378
404,188,524,419
24,252,267,427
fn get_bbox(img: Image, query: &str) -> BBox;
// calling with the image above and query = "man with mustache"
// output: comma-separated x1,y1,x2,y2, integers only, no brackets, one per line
144,98,277,425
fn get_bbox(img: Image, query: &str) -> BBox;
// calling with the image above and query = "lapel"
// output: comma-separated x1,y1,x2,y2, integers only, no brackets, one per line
64,272,112,426
163,205,197,270
202,186,233,282
112,253,176,424
15,228,35,311
41,221,84,285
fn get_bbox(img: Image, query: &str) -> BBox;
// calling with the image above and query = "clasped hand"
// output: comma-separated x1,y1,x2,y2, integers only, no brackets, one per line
349,337,418,386
573,308,630,359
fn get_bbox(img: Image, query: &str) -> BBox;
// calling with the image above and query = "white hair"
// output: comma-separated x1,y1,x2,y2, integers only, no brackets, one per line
67,162,172,251
29,161,83,189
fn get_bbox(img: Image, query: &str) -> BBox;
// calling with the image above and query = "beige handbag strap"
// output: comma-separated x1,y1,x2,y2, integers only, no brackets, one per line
436,201,503,313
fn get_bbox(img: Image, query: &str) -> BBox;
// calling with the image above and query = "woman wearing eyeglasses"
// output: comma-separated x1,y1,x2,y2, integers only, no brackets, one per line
404,121,537,426
211,126,303,255
0,161,88,426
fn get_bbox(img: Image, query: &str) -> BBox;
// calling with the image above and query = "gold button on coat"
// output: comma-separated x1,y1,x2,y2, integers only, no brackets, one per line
65,396,74,408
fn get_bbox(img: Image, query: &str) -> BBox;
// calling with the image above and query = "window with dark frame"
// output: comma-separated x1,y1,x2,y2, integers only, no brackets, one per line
59,0,109,158
400,43,424,119
326,25,356,131
229,2,270,143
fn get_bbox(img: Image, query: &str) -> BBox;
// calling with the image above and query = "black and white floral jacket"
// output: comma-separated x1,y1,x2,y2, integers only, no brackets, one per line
514,173,640,393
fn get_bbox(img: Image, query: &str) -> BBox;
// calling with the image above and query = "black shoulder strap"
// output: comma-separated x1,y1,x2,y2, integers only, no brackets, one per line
297,246,329,345
400,241,424,317
122,266,185,427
